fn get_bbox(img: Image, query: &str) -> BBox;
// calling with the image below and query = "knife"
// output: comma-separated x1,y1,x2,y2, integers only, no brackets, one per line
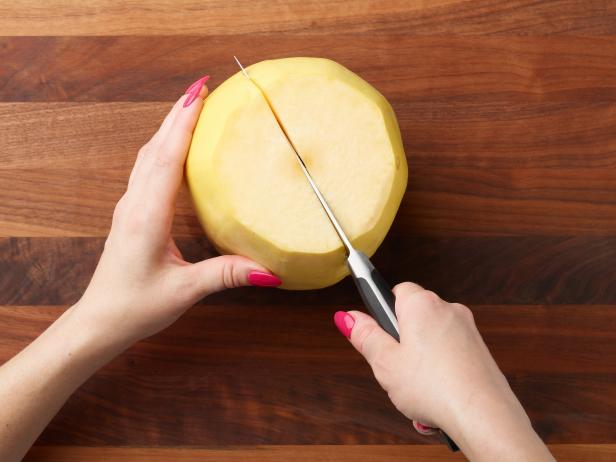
233,56,459,452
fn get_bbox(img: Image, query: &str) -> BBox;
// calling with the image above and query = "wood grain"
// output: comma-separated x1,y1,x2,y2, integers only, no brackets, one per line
21,445,616,462
3,36,616,102
26,367,616,444
1,305,614,376
1,0,616,457
3,237,616,306
0,304,612,445
2,102,616,237
0,103,163,169
3,166,616,237
2,0,615,36
4,102,616,170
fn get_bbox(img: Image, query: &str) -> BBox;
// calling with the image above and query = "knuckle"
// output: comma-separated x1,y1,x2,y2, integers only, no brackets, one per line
173,272,197,301
354,322,379,355
112,194,128,222
371,352,390,381
395,281,415,291
137,143,150,161
394,298,410,322
413,290,441,306
221,258,243,289
393,281,417,296
372,365,389,390
103,235,112,252
158,135,184,164
454,303,474,322
111,192,151,234
124,205,150,234
370,349,396,391
154,150,172,168
149,128,164,146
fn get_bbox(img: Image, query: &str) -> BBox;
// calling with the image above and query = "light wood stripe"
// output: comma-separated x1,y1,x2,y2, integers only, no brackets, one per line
3,166,616,237
23,444,616,461
2,102,616,237
2,1,615,36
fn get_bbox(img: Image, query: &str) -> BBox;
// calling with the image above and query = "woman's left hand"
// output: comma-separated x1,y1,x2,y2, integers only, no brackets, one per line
75,75,281,349
0,76,284,462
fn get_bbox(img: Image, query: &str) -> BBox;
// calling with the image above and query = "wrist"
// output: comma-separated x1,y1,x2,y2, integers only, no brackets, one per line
64,302,134,362
443,380,553,461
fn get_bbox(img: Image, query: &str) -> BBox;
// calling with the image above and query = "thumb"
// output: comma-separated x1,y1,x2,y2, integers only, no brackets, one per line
182,255,281,300
334,310,399,366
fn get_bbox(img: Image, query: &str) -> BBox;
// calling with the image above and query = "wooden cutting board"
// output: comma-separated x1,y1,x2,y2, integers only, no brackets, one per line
1,1,615,460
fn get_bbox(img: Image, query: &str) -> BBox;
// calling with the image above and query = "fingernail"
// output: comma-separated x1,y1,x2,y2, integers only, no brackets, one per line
334,311,355,338
184,75,210,94
248,271,282,288
183,75,210,108
414,421,436,434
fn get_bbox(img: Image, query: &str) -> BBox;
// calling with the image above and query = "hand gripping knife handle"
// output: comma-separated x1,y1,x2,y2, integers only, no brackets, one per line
347,250,460,452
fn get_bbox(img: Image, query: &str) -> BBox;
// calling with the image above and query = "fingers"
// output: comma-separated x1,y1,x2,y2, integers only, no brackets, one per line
127,140,148,187
337,310,399,366
128,105,177,189
392,281,424,298
142,80,209,209
393,281,447,322
333,309,442,440
128,98,185,188
181,255,281,302
152,79,203,146
128,76,209,204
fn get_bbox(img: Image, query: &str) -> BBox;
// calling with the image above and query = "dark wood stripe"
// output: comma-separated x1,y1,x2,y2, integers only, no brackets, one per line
38,373,409,445
2,236,616,305
0,167,197,237
28,371,616,445
3,305,615,445
22,445,616,462
1,305,614,376
2,36,616,102
2,166,616,237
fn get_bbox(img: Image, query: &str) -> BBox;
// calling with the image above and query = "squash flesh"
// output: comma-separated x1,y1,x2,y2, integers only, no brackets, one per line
186,58,407,289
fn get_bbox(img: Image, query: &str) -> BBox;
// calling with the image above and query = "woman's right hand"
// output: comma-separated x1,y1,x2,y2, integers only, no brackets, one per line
334,282,555,462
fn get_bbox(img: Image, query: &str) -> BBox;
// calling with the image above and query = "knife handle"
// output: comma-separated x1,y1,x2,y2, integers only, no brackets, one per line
347,251,460,452
354,268,400,341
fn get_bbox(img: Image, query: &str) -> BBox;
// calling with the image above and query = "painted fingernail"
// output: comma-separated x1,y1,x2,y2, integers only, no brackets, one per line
334,311,355,338
184,75,210,94
414,421,436,434
183,75,210,108
248,271,282,288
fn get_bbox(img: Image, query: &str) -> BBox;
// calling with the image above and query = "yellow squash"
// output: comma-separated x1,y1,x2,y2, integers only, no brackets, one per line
186,57,407,289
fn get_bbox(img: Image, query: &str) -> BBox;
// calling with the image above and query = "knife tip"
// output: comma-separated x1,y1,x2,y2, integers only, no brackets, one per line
233,55,250,79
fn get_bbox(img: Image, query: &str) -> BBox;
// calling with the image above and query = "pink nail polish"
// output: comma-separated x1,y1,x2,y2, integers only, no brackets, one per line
248,271,282,287
414,421,436,434
334,311,355,338
183,75,210,108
